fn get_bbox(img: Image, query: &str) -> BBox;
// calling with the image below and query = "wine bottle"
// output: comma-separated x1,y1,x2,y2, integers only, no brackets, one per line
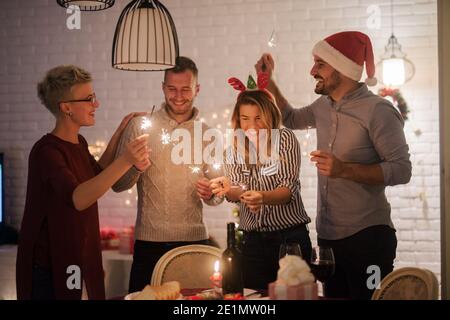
221,222,244,296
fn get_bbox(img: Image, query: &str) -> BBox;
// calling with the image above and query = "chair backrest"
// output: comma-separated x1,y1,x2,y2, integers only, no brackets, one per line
151,245,222,289
371,267,439,300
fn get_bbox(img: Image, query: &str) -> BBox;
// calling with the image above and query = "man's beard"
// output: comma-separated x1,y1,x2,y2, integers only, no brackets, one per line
314,70,341,95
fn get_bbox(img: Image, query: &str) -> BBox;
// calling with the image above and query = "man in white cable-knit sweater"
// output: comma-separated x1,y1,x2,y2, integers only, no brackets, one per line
112,57,223,293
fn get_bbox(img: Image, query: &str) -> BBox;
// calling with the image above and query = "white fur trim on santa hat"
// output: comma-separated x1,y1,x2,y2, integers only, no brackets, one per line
365,77,378,86
312,40,363,82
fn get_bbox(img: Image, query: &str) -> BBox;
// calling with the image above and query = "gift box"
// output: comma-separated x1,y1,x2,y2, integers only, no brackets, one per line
268,281,318,300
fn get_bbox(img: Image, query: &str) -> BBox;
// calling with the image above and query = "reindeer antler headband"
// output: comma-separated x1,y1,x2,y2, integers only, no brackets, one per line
228,72,274,102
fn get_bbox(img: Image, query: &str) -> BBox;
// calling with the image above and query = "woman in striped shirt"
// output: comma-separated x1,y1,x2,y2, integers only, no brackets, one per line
210,89,312,290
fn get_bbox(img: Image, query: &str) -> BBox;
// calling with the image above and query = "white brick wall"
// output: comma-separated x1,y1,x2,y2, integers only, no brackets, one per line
0,0,440,282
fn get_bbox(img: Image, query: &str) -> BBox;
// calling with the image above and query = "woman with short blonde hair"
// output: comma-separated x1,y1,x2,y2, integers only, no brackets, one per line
16,65,150,300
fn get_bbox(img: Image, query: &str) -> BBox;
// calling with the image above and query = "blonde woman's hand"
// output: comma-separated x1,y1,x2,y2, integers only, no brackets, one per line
210,176,231,197
134,157,151,172
240,190,264,213
114,112,148,138
122,134,150,168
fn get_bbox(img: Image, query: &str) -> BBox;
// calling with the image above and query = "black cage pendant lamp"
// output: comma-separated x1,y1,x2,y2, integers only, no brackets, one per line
112,0,180,71
56,0,115,11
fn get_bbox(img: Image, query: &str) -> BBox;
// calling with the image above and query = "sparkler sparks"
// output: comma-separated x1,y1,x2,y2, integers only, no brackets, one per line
190,166,201,174
140,117,152,130
140,105,156,131
205,163,222,176
268,29,277,48
160,129,171,145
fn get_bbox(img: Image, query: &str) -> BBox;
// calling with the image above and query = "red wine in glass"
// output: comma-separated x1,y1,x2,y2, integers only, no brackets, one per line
310,246,335,283
310,260,335,282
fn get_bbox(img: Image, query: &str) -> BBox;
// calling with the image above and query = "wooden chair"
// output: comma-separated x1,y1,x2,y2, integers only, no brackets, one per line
150,245,222,289
371,267,439,300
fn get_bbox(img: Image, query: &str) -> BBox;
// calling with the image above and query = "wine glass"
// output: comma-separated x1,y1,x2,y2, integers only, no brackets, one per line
310,246,335,295
279,242,302,260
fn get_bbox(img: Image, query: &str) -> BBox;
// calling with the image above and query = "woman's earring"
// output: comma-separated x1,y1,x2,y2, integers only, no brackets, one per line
67,111,73,117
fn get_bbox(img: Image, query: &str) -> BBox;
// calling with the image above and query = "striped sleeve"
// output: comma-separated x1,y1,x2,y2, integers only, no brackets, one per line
276,129,301,199
224,161,243,204
223,149,246,204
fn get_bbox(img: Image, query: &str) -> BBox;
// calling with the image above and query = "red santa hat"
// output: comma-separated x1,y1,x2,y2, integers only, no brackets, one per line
312,31,378,86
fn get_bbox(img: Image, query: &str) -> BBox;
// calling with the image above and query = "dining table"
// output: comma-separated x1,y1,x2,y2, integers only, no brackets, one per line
115,287,337,300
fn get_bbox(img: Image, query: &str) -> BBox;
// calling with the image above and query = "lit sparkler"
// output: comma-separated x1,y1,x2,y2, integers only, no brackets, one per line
189,166,201,174
268,29,277,48
140,117,152,130
205,163,222,175
140,105,156,131
160,128,171,145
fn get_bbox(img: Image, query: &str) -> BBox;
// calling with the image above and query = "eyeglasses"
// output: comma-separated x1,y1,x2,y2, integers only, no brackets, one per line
60,94,97,105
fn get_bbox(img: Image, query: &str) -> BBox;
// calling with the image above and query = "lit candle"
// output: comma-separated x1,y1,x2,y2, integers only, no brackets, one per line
210,260,222,289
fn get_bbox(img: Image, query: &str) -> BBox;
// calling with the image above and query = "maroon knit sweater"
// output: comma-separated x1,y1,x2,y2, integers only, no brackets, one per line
16,134,105,300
